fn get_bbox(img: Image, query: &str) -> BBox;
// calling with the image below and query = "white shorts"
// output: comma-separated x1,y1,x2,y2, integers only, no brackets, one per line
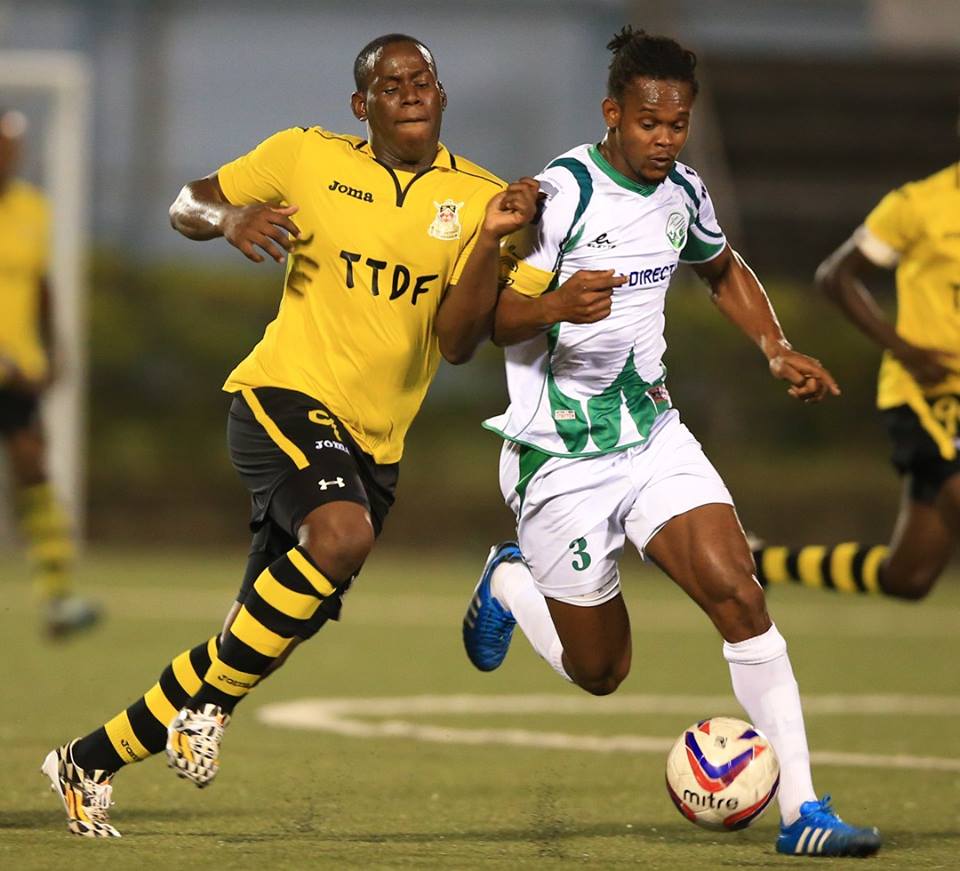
499,411,733,605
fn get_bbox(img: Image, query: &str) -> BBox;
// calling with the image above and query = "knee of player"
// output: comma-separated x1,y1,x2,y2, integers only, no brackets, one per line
881,563,938,601
708,563,763,603
574,659,630,697
704,572,769,630
299,510,375,579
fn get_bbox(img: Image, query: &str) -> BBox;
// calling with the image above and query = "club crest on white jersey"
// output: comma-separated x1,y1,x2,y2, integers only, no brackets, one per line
666,211,688,250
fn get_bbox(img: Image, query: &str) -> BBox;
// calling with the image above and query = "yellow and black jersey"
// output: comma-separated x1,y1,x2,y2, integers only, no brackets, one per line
219,126,504,464
857,163,960,410
0,179,49,381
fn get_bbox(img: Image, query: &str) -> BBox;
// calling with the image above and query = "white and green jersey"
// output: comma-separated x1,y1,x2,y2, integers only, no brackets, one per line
484,143,726,457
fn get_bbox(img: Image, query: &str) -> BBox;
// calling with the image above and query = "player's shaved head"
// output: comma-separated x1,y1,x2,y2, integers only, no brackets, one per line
353,34,437,92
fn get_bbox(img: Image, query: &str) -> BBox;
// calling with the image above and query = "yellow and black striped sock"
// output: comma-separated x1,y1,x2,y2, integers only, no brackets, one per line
15,481,74,600
753,543,889,594
71,635,220,772
191,546,339,714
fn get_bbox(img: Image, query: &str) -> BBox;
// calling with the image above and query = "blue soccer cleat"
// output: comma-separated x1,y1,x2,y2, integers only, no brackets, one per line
776,795,881,857
462,542,523,672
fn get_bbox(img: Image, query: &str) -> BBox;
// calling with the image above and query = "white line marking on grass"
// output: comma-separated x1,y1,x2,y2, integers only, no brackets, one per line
256,694,960,773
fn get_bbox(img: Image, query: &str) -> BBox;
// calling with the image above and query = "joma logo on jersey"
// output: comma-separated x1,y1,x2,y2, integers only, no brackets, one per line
665,211,688,251
328,179,374,203
217,674,255,689
315,439,350,454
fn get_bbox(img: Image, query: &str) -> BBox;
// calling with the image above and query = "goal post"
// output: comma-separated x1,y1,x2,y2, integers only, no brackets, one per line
0,51,92,539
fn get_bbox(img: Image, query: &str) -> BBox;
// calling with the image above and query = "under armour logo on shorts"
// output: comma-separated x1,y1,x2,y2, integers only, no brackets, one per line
318,478,345,490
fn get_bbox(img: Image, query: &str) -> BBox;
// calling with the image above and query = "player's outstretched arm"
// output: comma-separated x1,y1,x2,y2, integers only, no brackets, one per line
817,236,957,386
695,244,840,402
492,269,626,346
169,174,300,264
434,178,539,364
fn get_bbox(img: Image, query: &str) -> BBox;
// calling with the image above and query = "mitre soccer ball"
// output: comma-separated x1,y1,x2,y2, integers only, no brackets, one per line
665,716,780,831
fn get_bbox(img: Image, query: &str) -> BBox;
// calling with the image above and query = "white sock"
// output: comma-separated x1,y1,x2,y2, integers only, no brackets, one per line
491,560,571,682
723,623,817,825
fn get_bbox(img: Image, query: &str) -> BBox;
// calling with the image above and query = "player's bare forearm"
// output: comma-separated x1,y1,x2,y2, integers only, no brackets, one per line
493,289,557,346
696,246,786,355
493,269,622,346
436,179,539,363
816,239,903,353
435,230,502,364
696,245,840,400
818,238,955,385
169,176,231,240
170,174,300,263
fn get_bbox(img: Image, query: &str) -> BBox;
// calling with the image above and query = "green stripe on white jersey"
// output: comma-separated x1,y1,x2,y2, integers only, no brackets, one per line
485,144,726,457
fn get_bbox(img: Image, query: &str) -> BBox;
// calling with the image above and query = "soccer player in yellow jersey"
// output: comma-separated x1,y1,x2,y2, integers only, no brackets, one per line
752,163,960,598
0,109,99,637
42,34,541,838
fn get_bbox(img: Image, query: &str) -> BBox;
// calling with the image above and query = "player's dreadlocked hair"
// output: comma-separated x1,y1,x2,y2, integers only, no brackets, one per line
606,26,699,101
353,33,437,91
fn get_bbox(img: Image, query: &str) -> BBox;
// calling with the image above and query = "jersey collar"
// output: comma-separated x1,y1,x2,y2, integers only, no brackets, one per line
353,139,455,172
588,144,659,197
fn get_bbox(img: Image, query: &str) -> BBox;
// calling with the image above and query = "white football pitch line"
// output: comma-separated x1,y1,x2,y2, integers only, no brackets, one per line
257,694,960,773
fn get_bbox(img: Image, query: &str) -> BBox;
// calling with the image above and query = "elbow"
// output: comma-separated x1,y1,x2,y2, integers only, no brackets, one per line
814,259,841,301
441,349,474,366
438,338,475,366
168,187,188,232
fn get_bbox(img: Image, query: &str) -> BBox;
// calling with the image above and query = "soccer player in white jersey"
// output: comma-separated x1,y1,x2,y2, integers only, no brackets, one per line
462,27,881,858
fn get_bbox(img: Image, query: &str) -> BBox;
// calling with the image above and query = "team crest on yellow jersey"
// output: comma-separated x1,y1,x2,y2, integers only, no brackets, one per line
428,199,464,240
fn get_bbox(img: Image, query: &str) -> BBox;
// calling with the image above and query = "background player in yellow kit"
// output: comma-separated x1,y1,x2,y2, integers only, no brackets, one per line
41,33,541,838
0,108,99,638
752,162,960,598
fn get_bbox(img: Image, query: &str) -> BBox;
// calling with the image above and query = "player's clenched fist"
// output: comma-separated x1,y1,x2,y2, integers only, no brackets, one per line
222,203,301,264
544,269,627,325
482,177,540,239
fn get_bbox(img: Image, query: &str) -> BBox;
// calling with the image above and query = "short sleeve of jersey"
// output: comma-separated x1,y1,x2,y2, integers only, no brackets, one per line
859,187,922,267
678,173,726,264
217,127,306,205
498,168,581,298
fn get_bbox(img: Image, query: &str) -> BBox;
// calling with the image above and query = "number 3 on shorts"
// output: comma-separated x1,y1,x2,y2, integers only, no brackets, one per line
569,537,592,572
